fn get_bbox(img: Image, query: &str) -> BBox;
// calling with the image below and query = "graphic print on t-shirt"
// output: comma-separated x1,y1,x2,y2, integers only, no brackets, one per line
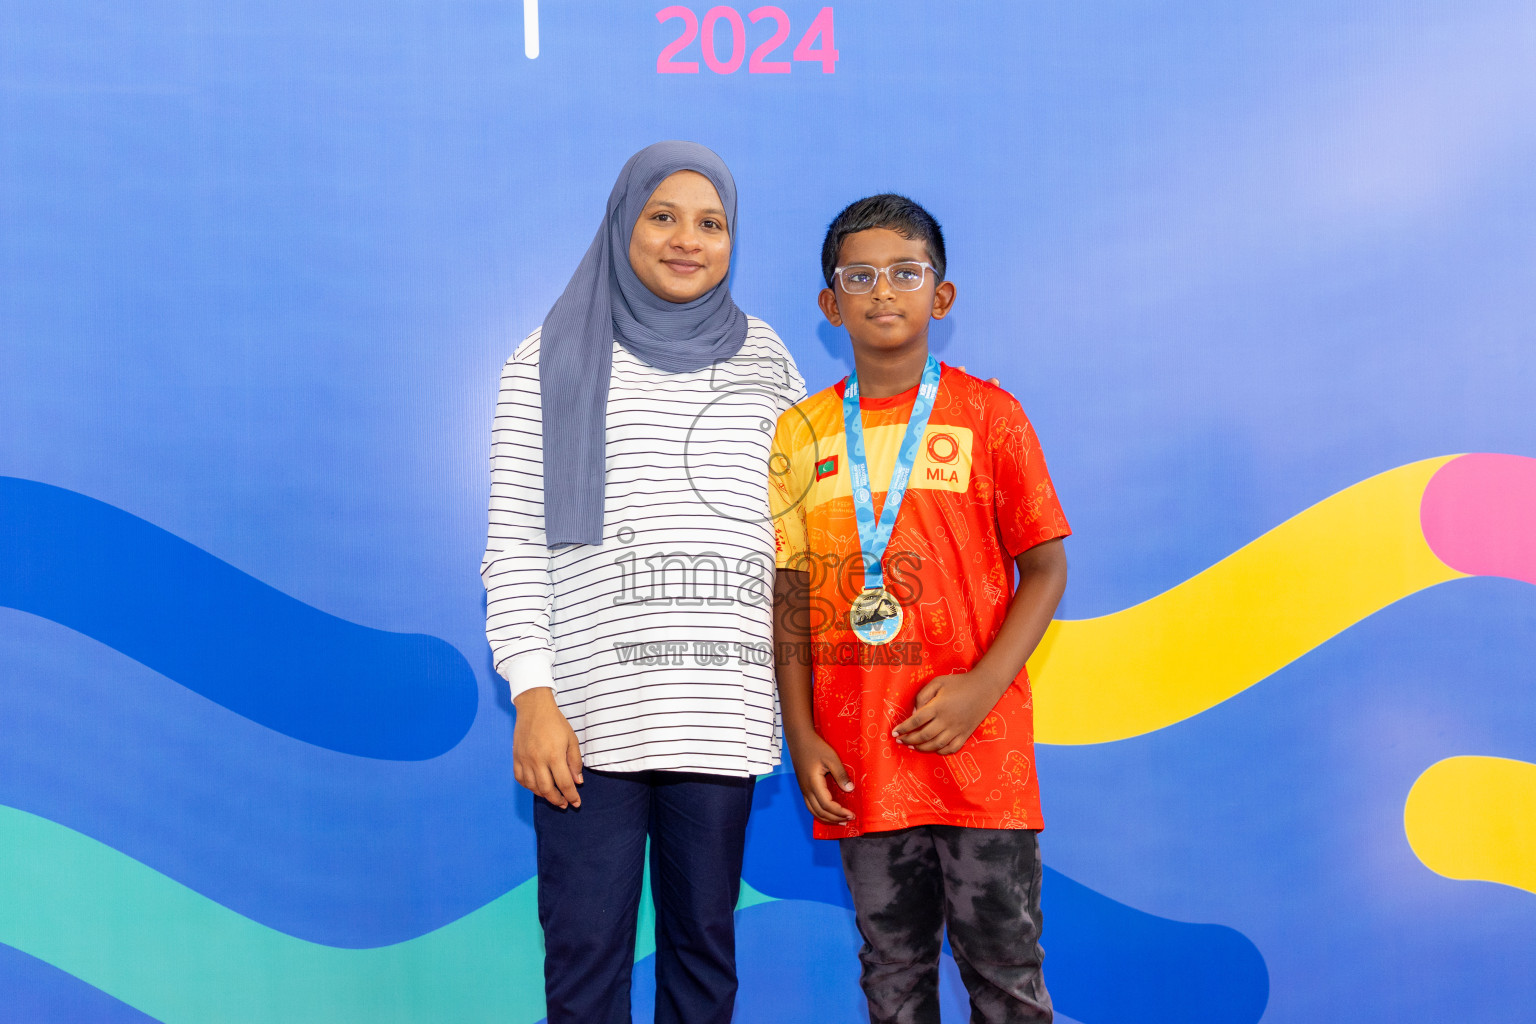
770,365,1070,839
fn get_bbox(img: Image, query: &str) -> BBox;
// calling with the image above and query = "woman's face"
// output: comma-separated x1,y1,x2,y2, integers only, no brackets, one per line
628,170,731,303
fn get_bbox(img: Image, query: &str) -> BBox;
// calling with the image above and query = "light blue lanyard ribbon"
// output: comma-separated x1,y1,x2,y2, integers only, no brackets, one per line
843,355,942,592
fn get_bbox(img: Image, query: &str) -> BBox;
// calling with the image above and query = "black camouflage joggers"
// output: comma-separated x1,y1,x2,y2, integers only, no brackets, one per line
839,825,1052,1024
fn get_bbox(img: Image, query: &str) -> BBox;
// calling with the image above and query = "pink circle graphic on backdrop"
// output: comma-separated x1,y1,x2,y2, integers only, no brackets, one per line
1421,453,1536,586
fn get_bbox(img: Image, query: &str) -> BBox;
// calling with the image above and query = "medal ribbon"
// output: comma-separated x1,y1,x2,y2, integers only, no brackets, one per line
843,355,942,592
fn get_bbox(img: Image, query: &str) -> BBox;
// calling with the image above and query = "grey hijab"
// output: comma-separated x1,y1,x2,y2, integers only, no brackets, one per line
539,141,748,547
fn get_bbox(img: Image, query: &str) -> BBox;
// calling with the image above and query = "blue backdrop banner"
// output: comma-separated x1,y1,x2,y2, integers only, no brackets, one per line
3,2,1535,1022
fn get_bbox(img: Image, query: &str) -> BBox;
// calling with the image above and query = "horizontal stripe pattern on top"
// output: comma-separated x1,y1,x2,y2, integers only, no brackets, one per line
483,317,805,777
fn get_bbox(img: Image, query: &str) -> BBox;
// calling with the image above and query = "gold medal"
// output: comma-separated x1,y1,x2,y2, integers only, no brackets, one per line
849,586,903,645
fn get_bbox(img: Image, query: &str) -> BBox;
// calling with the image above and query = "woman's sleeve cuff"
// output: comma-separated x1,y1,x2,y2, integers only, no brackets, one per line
500,650,556,702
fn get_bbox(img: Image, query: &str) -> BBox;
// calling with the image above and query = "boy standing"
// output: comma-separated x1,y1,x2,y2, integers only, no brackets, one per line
770,195,1070,1023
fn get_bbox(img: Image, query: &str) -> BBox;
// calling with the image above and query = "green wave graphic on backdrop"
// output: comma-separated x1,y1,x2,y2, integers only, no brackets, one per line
0,805,771,1023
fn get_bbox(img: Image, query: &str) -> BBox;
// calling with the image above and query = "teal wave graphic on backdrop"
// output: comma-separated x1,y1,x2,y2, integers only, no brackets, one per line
0,479,1266,1023
1,801,1265,1024
0,478,476,760
0,804,781,1024
2,804,546,1023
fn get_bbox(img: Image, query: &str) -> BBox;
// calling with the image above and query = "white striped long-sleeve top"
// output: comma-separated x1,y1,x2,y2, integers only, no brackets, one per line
482,317,806,777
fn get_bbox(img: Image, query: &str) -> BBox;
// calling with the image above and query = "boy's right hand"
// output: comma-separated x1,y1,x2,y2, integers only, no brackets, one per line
512,687,584,809
787,728,856,825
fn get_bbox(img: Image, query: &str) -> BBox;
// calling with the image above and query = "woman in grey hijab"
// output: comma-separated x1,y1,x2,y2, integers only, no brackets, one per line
540,140,751,547
483,141,805,1024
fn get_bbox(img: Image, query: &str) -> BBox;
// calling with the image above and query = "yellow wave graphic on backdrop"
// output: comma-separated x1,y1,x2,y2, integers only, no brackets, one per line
1404,756,1536,895
1028,452,1536,897
1029,456,1466,744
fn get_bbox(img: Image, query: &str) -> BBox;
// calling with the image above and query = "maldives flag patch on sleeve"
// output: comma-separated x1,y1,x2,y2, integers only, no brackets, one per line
815,454,838,480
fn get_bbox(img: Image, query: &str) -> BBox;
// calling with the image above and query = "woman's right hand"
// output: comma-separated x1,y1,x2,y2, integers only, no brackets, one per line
512,687,584,809
786,727,856,825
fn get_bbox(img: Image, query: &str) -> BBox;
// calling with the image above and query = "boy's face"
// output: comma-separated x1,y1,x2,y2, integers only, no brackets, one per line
819,227,956,356
628,170,732,303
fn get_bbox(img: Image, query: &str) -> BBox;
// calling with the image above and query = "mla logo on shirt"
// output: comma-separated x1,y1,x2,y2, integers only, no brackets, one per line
926,432,960,464
924,432,963,485
924,466,962,484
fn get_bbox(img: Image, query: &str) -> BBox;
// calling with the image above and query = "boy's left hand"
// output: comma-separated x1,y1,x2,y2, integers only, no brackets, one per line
892,671,1010,755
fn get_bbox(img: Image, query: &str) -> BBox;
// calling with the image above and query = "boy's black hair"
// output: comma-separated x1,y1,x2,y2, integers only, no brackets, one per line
821,194,946,287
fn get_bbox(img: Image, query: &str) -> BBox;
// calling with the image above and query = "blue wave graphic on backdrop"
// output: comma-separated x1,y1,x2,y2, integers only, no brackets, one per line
1,479,1267,1024
0,796,1266,1024
742,773,1269,1024
0,477,477,760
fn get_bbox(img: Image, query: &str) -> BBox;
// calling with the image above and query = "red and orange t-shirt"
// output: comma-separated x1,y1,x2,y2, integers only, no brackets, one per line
770,364,1070,839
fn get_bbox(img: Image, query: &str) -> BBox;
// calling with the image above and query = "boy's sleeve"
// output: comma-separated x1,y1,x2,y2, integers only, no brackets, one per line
769,406,810,569
988,389,1072,557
